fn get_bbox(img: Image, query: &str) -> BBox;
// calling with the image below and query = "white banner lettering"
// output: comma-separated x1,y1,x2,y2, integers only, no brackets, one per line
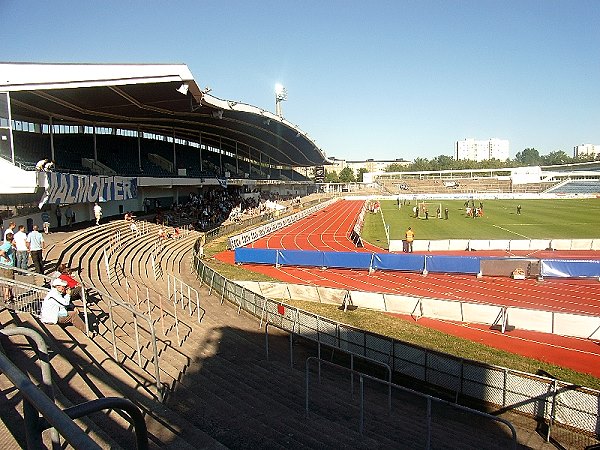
39,172,138,207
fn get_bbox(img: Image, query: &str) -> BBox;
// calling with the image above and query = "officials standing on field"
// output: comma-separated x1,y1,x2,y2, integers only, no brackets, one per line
404,227,414,253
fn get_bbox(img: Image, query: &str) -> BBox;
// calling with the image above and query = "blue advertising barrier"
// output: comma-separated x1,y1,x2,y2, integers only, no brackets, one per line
541,259,600,278
373,253,425,272
425,255,481,274
323,251,372,269
235,247,599,279
278,250,324,267
235,247,278,265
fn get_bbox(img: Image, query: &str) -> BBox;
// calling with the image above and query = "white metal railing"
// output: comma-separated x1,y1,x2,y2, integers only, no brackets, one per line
3,267,91,337
235,280,600,340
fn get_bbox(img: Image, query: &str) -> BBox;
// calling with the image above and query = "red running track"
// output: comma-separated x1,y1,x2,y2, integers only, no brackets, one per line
217,199,600,377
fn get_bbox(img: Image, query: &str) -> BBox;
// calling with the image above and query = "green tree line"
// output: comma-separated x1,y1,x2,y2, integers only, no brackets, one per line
323,149,598,182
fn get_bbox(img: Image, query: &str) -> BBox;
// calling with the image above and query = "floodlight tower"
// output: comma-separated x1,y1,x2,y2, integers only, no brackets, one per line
275,83,287,118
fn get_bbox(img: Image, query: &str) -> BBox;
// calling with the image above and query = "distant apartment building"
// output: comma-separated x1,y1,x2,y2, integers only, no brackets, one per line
574,144,600,158
455,138,509,162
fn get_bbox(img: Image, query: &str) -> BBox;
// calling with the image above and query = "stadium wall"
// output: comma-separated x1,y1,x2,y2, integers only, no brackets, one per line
237,280,600,341
388,238,600,253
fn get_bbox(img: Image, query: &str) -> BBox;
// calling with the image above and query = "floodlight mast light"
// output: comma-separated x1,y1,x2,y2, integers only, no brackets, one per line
275,83,287,117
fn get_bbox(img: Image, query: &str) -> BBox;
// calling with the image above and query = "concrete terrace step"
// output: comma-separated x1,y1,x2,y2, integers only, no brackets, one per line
167,351,402,449
2,310,223,449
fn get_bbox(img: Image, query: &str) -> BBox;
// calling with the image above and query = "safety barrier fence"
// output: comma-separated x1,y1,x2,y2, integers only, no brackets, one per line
103,228,199,353
389,238,600,253
236,279,600,340
2,267,91,336
105,230,125,257
305,357,517,448
166,273,202,346
192,247,600,442
86,281,165,401
56,240,163,401
0,326,148,449
227,198,338,249
234,247,600,279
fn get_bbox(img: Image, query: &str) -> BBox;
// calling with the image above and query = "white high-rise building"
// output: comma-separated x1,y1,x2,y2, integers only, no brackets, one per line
455,138,509,162
574,144,600,158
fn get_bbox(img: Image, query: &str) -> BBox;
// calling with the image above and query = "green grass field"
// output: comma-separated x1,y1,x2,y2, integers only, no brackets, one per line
362,198,600,248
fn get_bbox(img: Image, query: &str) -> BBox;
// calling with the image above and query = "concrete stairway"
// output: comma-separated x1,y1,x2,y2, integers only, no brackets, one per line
19,221,557,448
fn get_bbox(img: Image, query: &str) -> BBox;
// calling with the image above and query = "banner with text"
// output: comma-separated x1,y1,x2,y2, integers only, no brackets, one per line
39,172,138,207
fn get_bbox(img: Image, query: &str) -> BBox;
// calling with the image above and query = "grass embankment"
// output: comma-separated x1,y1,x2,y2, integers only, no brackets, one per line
203,232,600,390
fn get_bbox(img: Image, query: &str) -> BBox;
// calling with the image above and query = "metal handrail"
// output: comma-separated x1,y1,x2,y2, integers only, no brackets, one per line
0,348,149,449
91,285,163,402
12,266,91,336
0,326,60,448
265,321,393,410
305,356,517,449
2,271,163,402
0,351,103,449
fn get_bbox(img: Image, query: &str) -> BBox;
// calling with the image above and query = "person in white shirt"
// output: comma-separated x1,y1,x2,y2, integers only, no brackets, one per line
93,203,102,225
4,221,16,243
40,278,86,333
26,225,45,273
13,225,29,270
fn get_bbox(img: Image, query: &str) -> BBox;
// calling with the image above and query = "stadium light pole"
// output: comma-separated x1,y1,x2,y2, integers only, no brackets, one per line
275,83,287,118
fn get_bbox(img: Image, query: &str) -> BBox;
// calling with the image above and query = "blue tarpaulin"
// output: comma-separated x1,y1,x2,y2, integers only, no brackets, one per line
278,250,324,267
323,251,372,269
425,255,481,274
372,253,425,271
235,247,599,280
235,247,277,264
541,259,600,278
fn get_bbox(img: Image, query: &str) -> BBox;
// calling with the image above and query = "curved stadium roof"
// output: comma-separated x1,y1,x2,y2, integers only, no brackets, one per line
0,62,329,168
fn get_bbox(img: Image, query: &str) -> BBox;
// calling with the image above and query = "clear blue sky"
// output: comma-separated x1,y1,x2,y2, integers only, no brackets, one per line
1,0,599,162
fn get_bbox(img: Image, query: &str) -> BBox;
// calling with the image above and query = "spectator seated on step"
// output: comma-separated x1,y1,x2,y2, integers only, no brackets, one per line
172,227,182,239
50,263,82,301
40,278,87,333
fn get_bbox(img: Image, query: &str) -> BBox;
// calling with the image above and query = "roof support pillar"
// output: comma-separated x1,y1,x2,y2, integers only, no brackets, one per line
3,92,15,165
137,127,141,170
219,136,223,177
198,132,203,173
93,125,97,162
248,146,252,177
235,142,239,175
49,116,55,162
172,128,176,174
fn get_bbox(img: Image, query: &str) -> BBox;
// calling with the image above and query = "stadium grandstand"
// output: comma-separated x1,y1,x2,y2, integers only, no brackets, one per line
370,163,600,196
0,62,326,225
0,63,598,449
